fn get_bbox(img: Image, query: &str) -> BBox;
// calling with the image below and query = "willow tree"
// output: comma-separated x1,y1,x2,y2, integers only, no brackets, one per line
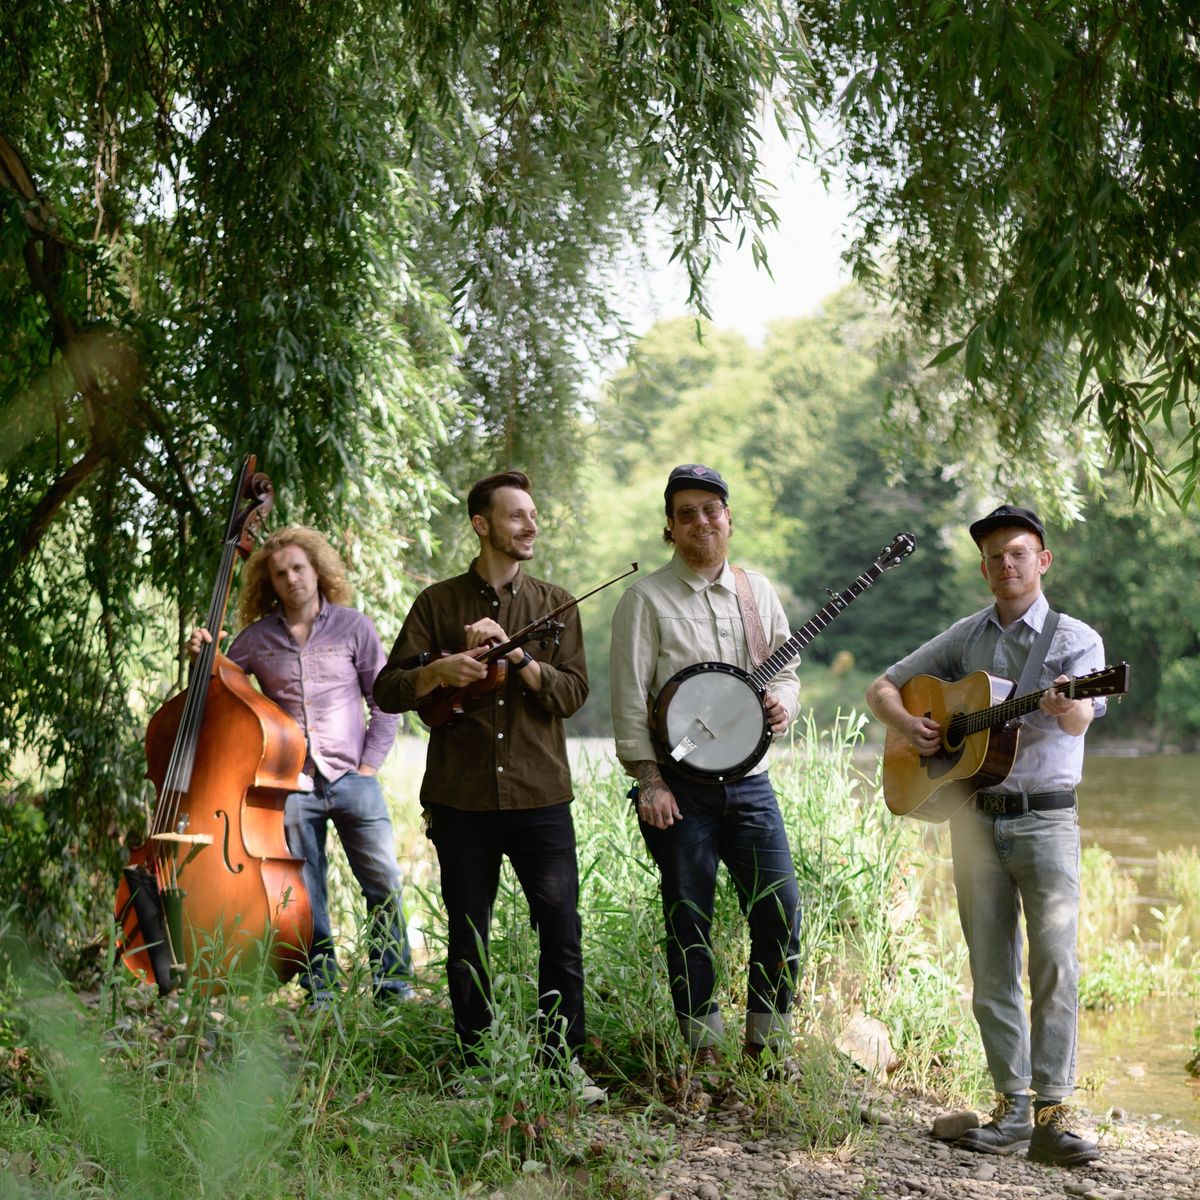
806,1,1200,508
0,1,811,948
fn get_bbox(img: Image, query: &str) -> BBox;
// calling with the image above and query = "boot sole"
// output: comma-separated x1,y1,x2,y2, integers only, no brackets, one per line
1027,1147,1101,1167
954,1136,1031,1156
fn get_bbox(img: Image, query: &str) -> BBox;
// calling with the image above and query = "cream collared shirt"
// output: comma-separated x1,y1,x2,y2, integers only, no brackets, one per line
609,553,801,773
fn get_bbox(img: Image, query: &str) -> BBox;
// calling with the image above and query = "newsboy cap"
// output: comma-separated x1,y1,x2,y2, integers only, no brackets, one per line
968,503,1046,548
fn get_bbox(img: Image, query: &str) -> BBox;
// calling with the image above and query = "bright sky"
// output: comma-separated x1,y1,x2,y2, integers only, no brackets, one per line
632,125,855,343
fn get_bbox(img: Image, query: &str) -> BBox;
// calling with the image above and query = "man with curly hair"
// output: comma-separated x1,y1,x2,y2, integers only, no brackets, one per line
188,526,412,1007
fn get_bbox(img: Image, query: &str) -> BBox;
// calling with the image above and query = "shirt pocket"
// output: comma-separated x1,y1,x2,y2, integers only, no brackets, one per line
657,614,718,669
304,644,352,686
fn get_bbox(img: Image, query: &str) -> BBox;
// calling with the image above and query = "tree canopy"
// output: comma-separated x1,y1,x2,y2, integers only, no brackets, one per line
0,0,812,947
807,1,1200,505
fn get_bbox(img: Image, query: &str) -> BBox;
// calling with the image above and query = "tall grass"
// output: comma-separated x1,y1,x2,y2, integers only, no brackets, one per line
5,720,1187,1196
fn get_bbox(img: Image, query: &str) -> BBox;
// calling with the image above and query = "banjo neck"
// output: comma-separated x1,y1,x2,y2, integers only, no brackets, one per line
746,533,917,688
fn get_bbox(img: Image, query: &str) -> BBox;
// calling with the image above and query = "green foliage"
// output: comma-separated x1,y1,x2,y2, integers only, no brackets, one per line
1079,941,1157,1012
0,1,818,950
805,1,1200,505
1158,847,1200,909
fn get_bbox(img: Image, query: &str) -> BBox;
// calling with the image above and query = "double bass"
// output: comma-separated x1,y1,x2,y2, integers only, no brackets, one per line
115,456,312,993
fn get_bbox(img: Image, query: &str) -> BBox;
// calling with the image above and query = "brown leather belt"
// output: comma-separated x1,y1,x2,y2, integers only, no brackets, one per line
974,791,1076,816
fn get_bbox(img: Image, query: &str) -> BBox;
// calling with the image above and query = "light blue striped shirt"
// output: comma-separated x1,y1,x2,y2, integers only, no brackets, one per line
884,593,1106,793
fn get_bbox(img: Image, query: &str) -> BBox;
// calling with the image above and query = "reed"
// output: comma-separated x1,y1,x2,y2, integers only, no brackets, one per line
5,720,1188,1197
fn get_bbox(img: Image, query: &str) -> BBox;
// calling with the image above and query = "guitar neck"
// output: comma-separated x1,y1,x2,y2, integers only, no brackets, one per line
748,563,885,688
946,685,1057,742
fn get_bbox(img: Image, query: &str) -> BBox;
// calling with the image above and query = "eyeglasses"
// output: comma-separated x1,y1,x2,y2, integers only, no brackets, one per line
674,501,727,524
985,549,1036,567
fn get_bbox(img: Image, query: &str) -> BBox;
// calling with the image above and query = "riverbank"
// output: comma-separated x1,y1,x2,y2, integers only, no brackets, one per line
628,1078,1200,1200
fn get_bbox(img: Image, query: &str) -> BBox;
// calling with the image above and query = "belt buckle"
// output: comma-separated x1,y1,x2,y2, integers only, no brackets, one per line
982,793,1008,816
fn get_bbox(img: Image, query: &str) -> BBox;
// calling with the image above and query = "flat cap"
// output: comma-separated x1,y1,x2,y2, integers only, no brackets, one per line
969,503,1046,548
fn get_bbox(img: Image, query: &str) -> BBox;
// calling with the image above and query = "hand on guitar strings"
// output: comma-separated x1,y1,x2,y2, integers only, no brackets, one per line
1039,674,1095,735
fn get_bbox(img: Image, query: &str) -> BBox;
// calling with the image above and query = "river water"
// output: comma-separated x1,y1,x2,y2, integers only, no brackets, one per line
1074,752,1200,1130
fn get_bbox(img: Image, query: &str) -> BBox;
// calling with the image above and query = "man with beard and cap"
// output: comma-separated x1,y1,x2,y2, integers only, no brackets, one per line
609,464,802,1074
374,470,603,1103
866,504,1107,1167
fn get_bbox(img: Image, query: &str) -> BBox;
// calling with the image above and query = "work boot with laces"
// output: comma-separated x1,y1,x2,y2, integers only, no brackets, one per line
955,1092,1033,1155
1027,1102,1101,1166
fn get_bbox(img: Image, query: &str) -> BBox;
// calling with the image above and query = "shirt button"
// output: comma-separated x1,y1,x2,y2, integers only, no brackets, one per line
492,600,499,607
497,765,504,773
720,630,729,638
497,732,504,740
498,699,505,706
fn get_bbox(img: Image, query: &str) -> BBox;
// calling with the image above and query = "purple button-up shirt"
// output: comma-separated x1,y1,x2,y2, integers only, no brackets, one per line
227,600,399,784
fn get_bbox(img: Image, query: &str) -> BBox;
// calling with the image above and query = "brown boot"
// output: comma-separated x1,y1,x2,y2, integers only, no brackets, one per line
1027,1102,1100,1166
955,1093,1033,1155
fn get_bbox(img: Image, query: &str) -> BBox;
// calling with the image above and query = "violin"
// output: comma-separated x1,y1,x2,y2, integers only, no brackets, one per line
415,563,638,728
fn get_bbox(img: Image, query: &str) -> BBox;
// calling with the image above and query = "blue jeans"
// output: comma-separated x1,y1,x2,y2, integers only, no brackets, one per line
284,771,413,997
950,804,1081,1100
639,767,802,1050
426,802,584,1064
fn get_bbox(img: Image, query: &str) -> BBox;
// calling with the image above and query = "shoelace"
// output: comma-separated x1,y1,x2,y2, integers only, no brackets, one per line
1035,1103,1071,1131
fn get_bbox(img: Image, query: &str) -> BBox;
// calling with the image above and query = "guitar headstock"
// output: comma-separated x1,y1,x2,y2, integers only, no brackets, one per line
1068,662,1131,700
876,532,917,570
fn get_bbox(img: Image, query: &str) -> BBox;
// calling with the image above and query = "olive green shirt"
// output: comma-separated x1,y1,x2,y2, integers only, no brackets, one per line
609,553,801,774
374,562,587,811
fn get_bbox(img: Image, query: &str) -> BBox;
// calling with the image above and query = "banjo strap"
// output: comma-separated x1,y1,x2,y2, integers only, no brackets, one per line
731,566,770,668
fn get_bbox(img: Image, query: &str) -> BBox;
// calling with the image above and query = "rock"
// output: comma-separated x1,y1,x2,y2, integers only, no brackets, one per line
862,1104,895,1126
696,1184,720,1200
973,1161,995,1181
834,1012,900,1079
930,1110,979,1140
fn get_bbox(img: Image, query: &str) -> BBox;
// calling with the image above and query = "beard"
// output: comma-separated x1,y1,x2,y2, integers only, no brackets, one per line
677,528,729,570
488,527,535,561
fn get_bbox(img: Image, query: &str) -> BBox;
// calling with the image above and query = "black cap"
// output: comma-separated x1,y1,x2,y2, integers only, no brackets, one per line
969,504,1046,548
664,464,729,504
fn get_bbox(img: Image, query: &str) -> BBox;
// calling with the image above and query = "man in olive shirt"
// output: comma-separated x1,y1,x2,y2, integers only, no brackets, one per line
374,471,594,1090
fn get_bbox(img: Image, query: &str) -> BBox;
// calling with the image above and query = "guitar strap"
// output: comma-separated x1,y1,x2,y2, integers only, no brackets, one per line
731,566,770,667
1015,608,1060,695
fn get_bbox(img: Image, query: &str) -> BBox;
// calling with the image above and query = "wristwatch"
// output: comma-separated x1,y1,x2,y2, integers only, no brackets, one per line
513,651,535,672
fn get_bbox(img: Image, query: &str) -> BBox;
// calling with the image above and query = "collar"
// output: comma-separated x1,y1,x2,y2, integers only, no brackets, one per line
270,593,328,625
988,590,1048,633
468,559,523,597
669,552,735,594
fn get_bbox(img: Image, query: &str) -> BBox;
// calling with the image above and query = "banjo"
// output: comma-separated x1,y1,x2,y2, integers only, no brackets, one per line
650,532,917,783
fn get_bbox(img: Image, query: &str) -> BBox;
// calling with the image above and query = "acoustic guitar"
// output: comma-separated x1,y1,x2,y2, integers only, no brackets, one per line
882,663,1130,823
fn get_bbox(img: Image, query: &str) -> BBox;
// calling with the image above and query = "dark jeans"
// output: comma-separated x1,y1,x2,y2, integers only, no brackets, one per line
284,770,413,997
639,766,801,1049
427,801,584,1062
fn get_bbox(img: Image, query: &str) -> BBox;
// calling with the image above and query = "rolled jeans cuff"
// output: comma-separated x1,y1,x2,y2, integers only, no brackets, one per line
681,1010,724,1049
745,1010,791,1050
